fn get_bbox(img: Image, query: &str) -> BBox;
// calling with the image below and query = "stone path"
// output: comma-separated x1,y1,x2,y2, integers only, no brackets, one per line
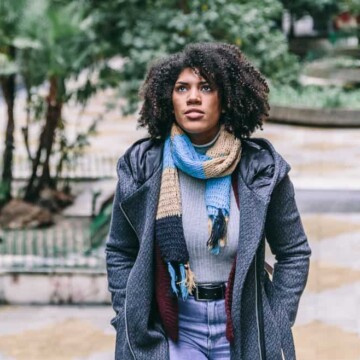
260,122,360,191
289,213,360,359
0,306,114,360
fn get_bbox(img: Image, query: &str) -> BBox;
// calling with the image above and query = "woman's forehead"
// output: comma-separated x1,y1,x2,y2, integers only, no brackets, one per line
176,67,207,83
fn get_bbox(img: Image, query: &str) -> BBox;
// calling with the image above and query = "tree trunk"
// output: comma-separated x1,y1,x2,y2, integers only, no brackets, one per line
0,46,16,207
288,13,296,40
22,83,34,163
178,0,189,14
24,76,62,201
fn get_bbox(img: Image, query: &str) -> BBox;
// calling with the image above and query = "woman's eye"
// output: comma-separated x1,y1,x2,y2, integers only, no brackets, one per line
201,85,212,92
176,86,187,92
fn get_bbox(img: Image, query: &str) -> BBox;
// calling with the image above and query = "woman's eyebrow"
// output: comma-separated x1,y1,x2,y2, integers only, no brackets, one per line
175,80,209,84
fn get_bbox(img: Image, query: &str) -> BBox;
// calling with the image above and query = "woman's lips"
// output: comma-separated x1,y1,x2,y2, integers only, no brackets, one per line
184,111,205,120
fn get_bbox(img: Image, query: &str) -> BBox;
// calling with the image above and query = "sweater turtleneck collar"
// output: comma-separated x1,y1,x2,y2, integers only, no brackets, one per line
192,129,221,155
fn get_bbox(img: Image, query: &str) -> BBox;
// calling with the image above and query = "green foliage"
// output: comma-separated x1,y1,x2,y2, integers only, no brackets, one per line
55,117,100,186
0,180,11,207
326,57,360,69
89,0,300,113
0,54,18,75
339,0,360,13
270,85,360,109
280,0,339,18
16,0,98,93
0,0,108,201
280,0,360,22
2,0,302,115
1,0,102,108
0,0,27,46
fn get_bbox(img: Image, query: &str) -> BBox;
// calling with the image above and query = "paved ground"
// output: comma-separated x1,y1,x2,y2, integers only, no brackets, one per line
289,213,360,359
1,89,360,359
0,306,115,360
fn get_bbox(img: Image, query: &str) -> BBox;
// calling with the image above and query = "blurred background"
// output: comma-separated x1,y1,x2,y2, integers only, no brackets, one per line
0,0,360,359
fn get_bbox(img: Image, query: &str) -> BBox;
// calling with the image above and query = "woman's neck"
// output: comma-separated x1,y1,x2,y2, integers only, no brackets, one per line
192,129,221,148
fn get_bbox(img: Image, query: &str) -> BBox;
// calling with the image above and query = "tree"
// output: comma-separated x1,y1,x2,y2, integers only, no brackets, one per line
14,0,99,201
338,0,360,43
0,0,115,205
282,0,340,37
0,0,27,206
1,0,305,205
88,0,300,113
280,0,339,18
341,0,360,13
279,0,360,37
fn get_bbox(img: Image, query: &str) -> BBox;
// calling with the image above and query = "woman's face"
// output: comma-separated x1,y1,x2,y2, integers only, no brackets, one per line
172,67,221,145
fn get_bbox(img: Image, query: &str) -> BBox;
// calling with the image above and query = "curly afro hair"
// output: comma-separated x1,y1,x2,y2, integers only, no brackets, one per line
138,42,270,140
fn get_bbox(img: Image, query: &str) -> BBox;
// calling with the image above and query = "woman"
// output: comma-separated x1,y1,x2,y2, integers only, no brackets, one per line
106,42,311,360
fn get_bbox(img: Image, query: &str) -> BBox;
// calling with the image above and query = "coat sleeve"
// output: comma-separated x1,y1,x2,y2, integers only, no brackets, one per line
105,159,139,355
264,174,311,326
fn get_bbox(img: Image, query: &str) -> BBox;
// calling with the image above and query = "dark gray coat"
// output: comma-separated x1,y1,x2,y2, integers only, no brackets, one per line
106,137,311,360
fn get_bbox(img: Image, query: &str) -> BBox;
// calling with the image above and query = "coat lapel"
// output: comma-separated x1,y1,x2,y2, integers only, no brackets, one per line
236,179,269,293
120,166,162,245
231,173,271,357
119,167,167,358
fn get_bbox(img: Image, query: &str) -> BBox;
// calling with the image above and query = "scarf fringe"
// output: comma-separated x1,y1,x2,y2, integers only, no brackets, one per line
168,262,178,296
184,262,196,294
179,264,188,300
207,209,228,255
167,262,196,299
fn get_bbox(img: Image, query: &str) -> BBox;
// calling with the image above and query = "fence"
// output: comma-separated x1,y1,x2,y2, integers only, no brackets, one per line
0,153,119,180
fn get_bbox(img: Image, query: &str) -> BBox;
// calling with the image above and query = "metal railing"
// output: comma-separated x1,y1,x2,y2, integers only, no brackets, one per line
0,153,119,180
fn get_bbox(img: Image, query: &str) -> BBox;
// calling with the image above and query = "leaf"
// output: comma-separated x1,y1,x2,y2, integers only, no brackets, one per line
12,37,42,50
0,54,18,75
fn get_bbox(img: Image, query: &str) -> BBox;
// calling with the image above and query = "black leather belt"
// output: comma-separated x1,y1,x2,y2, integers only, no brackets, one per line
193,283,226,301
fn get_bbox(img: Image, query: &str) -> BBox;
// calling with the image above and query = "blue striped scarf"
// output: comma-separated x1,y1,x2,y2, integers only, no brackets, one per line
155,124,241,299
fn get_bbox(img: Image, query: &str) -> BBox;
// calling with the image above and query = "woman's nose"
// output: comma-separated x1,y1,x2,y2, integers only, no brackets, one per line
187,88,201,104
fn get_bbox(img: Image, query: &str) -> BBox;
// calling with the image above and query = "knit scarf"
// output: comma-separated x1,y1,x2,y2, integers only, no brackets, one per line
155,123,241,300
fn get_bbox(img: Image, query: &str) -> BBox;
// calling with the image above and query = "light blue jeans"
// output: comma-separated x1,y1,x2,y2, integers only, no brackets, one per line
168,295,231,359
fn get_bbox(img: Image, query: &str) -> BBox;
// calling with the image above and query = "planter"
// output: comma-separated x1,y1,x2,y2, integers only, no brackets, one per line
302,59,360,87
289,36,332,57
0,270,110,304
269,105,360,127
333,47,360,59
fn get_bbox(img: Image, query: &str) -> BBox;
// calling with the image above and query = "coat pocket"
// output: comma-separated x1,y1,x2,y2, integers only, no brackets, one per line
111,310,125,330
261,285,283,360
264,273,296,359
111,310,134,360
